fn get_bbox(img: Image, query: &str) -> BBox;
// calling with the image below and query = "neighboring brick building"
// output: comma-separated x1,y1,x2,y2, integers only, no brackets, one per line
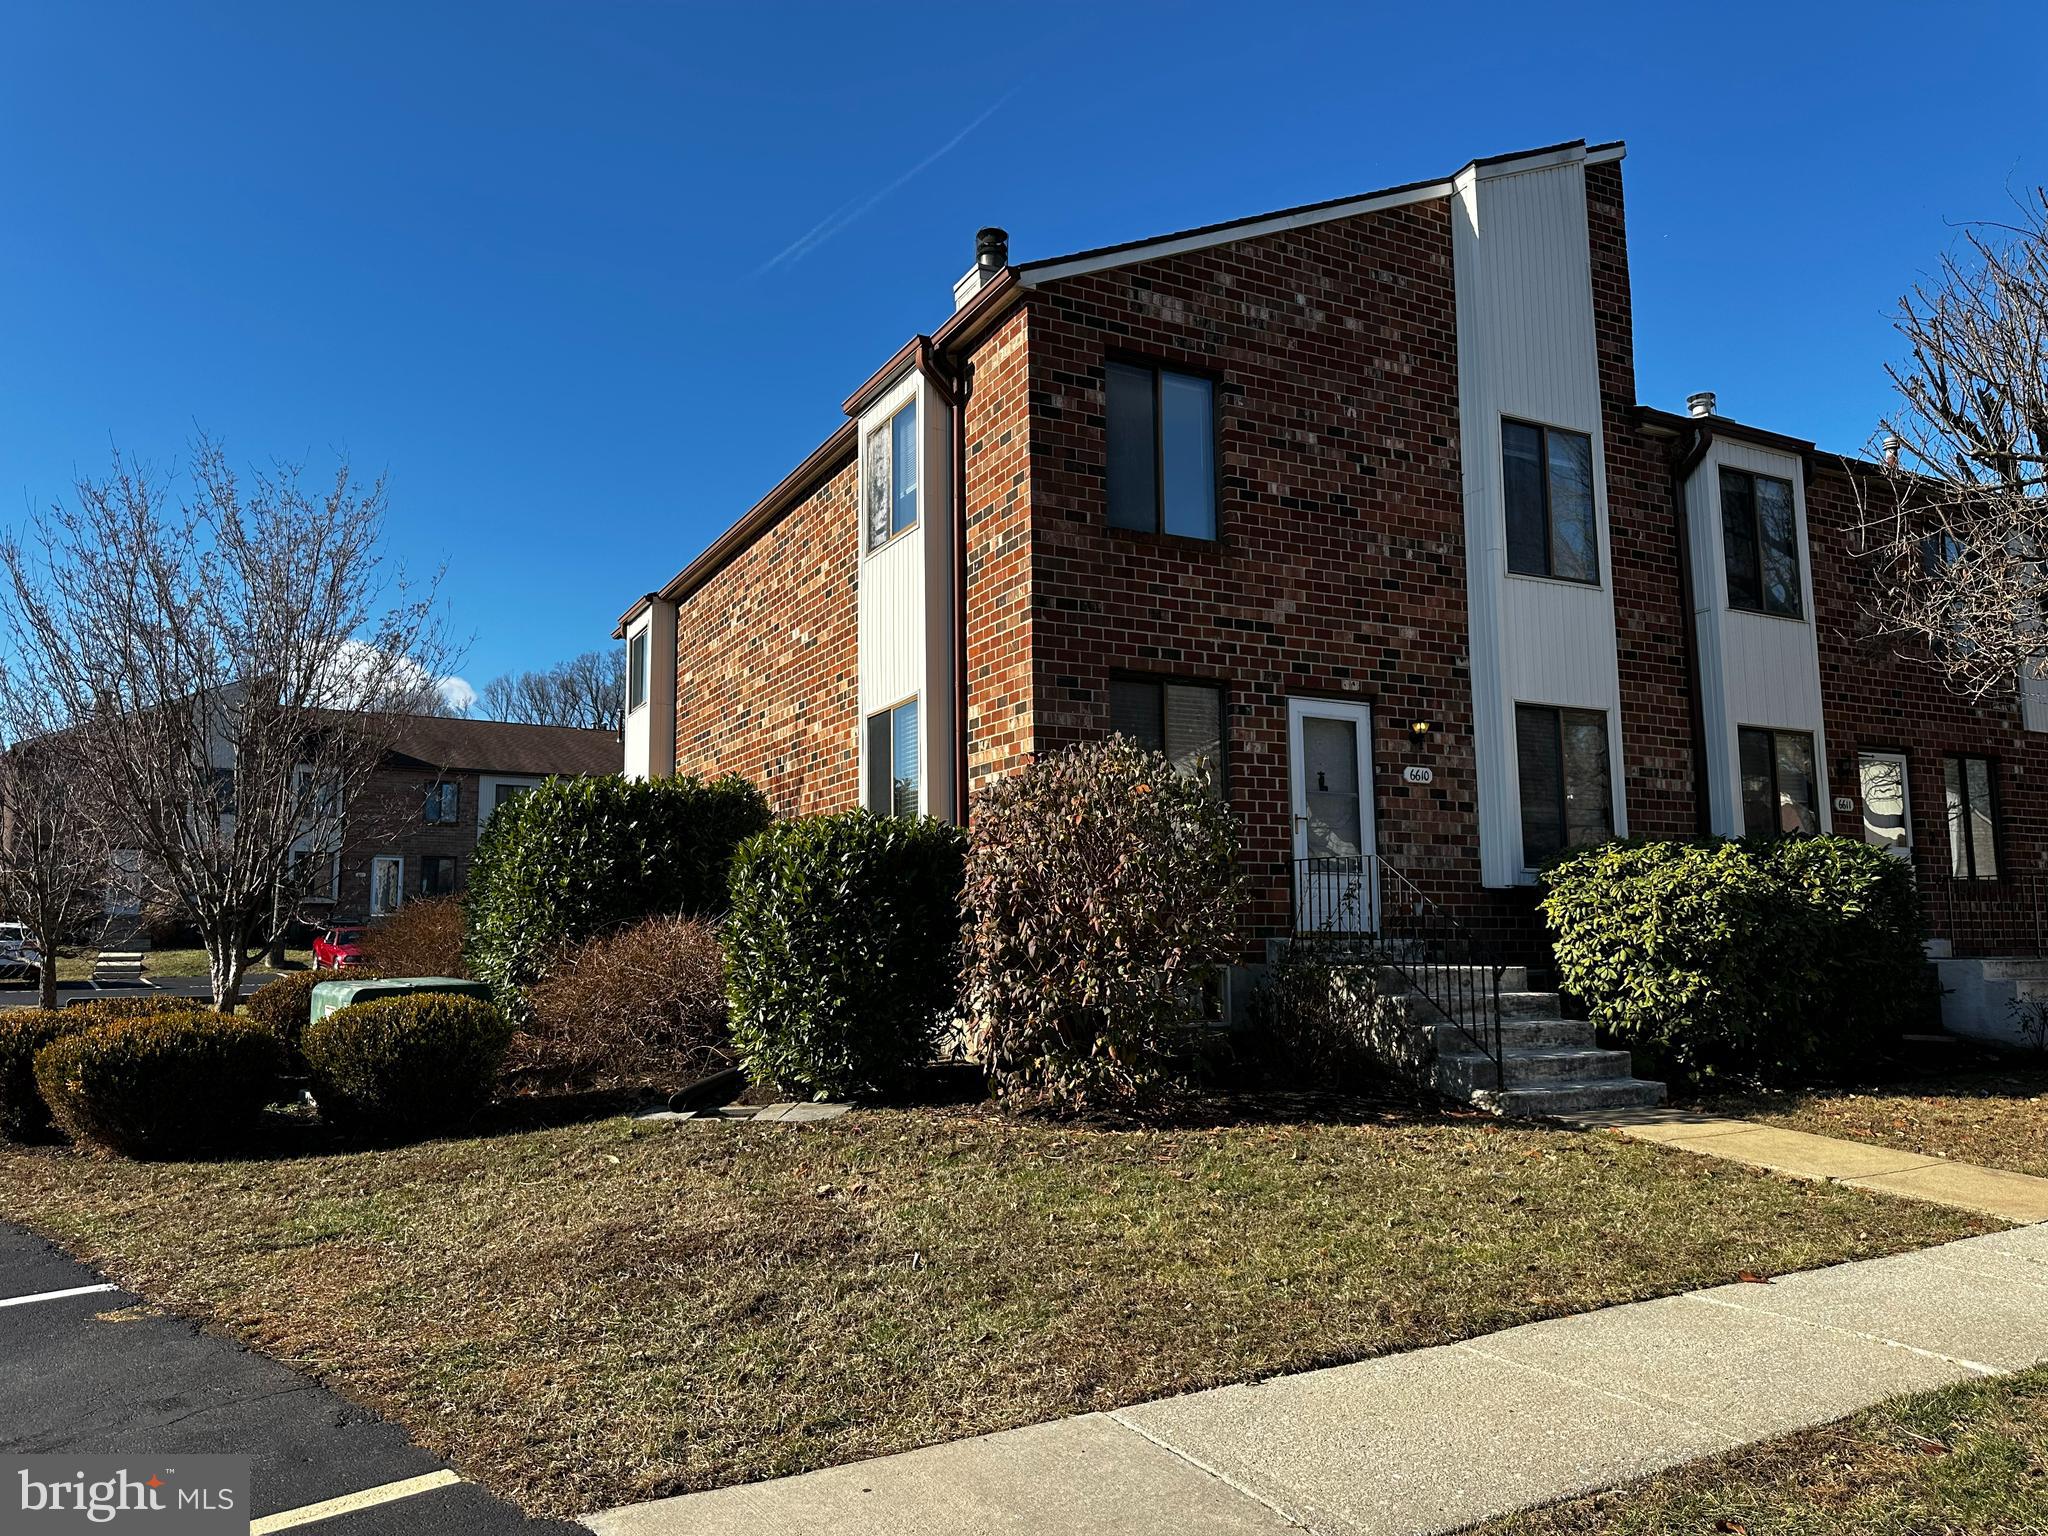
617,138,2048,988
305,715,618,922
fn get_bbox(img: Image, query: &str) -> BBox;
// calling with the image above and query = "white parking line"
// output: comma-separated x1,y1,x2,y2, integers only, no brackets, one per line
249,1470,464,1533
0,1283,117,1309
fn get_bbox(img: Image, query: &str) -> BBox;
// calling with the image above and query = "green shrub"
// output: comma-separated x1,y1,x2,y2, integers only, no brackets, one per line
725,813,965,1099
0,1010,85,1140
1540,835,1926,1086
33,1012,286,1157
242,970,360,1058
464,773,770,1017
66,994,215,1022
360,897,468,978
303,993,513,1135
516,916,730,1095
962,738,1240,1112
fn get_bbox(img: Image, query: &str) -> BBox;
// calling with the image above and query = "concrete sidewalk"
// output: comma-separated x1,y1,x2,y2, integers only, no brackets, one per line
585,1223,2048,1536
1570,1106,2048,1224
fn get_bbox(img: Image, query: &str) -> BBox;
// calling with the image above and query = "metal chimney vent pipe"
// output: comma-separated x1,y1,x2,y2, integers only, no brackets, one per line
1686,391,1717,418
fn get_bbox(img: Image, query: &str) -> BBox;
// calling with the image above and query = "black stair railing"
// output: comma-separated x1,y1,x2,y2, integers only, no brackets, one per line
1290,854,1504,1079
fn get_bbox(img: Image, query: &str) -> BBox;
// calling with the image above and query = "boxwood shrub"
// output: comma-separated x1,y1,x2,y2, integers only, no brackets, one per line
725,812,966,1099
33,1012,287,1157
465,772,769,1016
961,738,1240,1113
1540,835,1926,1086
243,969,363,1060
303,993,513,1136
0,1010,85,1141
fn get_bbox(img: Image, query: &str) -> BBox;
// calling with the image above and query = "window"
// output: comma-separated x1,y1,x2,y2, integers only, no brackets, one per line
492,782,533,813
1502,420,1598,583
1110,678,1224,797
1857,751,1911,857
369,856,404,916
628,629,650,711
418,855,458,897
1720,467,1803,617
423,782,458,824
864,398,918,551
1944,755,2001,880
1514,705,1612,868
1738,727,1819,838
865,698,919,817
1105,359,1216,539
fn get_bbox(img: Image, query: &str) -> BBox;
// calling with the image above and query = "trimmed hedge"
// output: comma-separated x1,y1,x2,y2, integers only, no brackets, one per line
725,813,966,1099
465,773,769,1016
243,970,358,1058
34,1012,286,1157
1541,835,1927,1086
303,993,513,1135
0,1010,85,1140
962,738,1241,1113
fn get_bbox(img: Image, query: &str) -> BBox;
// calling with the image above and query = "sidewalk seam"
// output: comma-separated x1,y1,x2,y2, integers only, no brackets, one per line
1679,1290,2000,1376
1448,1340,1745,1448
1104,1407,1309,1531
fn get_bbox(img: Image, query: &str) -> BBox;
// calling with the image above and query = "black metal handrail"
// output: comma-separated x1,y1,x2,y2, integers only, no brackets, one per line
1291,854,1504,1076
1939,869,2047,959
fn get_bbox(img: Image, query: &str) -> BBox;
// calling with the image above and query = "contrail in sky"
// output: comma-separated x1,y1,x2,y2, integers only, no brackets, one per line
757,89,1018,275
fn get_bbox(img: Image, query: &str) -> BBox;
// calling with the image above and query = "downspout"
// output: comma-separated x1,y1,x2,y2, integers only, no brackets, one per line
914,344,974,827
1671,422,1715,837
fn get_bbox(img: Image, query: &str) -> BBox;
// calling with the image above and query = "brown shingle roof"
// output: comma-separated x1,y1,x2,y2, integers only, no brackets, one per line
384,714,619,778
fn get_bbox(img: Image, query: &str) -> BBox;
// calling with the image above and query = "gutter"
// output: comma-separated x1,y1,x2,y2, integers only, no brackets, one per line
1668,418,1716,836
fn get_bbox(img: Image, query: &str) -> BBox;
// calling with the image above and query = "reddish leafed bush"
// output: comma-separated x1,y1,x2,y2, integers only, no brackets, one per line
359,897,468,978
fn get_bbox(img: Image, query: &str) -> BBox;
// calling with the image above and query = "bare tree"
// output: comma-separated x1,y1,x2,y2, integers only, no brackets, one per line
0,437,455,1010
0,673,114,1010
1854,190,2048,699
479,648,624,731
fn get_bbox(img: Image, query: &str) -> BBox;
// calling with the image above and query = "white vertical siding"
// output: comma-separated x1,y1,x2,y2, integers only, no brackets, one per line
1686,437,1831,834
855,371,955,819
1454,150,1628,886
621,599,677,779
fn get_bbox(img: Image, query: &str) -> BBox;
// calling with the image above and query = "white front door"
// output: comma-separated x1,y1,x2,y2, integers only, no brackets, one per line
1288,698,1377,932
370,856,404,916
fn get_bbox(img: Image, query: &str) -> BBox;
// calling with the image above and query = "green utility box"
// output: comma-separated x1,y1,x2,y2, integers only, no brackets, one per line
308,975,493,1024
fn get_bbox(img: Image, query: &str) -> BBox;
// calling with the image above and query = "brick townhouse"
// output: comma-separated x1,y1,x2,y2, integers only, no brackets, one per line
616,137,2048,1014
296,714,618,921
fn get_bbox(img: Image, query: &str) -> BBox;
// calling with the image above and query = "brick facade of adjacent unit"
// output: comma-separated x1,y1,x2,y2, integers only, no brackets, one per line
331,765,487,915
671,462,862,814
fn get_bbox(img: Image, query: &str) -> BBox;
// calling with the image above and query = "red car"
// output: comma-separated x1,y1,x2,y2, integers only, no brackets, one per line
312,924,367,969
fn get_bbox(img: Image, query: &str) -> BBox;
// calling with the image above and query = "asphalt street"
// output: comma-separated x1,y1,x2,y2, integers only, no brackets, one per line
0,1221,578,1534
0,977,274,1009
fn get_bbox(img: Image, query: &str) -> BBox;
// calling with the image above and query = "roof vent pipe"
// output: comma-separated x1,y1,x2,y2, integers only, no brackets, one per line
1882,434,1902,469
976,227,1009,273
1686,391,1717,419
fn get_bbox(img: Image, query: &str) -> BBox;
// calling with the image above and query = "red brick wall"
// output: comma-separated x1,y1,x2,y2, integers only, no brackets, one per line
962,305,1037,792
672,460,862,816
1005,198,1478,956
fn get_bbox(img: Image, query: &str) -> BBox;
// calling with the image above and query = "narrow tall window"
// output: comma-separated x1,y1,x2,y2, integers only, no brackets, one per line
1502,420,1599,583
1738,727,1819,838
1514,704,1612,868
1944,755,2001,880
1109,677,1225,797
1106,360,1216,539
864,398,919,551
865,698,920,817
1721,467,1803,617
1857,751,1911,857
628,629,650,711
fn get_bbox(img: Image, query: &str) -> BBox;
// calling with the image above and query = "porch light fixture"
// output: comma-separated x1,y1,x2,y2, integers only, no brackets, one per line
1410,720,1431,738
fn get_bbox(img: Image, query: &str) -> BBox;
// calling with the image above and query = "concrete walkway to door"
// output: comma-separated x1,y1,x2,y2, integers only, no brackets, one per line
584,1222,2048,1536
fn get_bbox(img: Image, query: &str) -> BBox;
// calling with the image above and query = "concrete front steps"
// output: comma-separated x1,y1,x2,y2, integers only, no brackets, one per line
1384,965,1667,1116
1933,954,2048,1048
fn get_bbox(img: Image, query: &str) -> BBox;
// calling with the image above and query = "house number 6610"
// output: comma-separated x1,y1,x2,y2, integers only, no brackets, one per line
1403,766,1434,785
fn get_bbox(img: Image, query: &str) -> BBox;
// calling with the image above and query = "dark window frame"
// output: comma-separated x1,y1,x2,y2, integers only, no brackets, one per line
1501,417,1600,585
628,629,650,712
1719,465,1804,618
1737,725,1820,839
864,695,920,818
423,781,459,825
1104,352,1222,542
863,396,920,555
1514,702,1613,870
417,854,459,898
1943,752,2004,882
1107,671,1229,798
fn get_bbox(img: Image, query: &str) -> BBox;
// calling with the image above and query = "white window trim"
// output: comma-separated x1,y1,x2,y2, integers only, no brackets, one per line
369,855,405,917
478,775,544,831
1857,749,1913,858
859,374,922,559
628,627,650,714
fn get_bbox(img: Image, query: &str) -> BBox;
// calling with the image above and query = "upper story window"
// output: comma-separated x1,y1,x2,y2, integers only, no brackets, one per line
1721,467,1802,618
1502,420,1598,583
1109,677,1224,799
1944,754,2001,881
1739,726,1818,838
864,398,918,552
423,782,458,824
628,629,650,712
1106,359,1216,540
1514,703,1611,868
865,698,919,817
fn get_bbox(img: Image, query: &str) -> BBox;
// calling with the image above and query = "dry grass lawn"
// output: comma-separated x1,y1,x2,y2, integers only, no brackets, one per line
0,1101,1993,1517
1715,1064,2048,1180
1479,1365,2048,1535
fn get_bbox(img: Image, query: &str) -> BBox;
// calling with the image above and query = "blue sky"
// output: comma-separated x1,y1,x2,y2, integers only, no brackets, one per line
3,2,2043,698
